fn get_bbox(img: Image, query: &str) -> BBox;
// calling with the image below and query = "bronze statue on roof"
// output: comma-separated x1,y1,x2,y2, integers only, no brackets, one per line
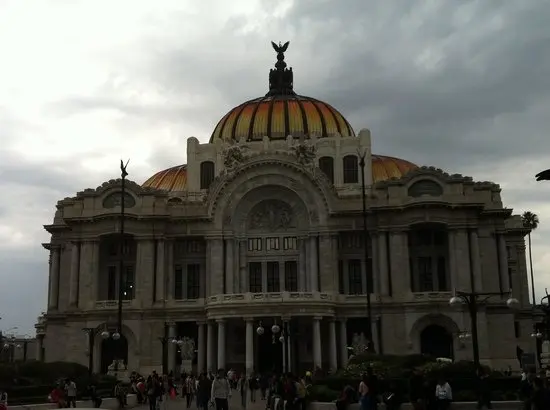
267,41,295,97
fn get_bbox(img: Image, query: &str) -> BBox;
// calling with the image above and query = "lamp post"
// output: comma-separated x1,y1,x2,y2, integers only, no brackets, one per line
100,160,130,376
357,150,374,352
256,320,285,373
449,290,519,370
530,289,550,368
82,328,96,375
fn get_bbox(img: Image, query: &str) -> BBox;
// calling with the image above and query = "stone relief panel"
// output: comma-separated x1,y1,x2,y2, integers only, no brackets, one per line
247,199,295,231
102,192,136,209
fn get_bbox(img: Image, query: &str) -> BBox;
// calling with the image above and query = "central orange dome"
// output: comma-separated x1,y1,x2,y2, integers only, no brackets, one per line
210,41,355,143
210,95,355,142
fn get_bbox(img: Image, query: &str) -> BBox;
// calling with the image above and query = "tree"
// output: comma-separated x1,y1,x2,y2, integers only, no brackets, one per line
522,211,539,304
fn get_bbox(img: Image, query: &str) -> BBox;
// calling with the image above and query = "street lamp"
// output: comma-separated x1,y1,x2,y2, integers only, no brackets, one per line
449,290,519,369
530,289,550,368
357,150,374,352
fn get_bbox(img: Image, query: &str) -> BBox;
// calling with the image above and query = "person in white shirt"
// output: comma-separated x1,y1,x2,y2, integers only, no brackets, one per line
65,379,77,408
211,369,231,410
434,378,452,410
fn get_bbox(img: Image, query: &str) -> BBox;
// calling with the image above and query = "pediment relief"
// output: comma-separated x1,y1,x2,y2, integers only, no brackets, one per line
374,166,500,191
75,178,160,199
102,192,136,209
247,199,296,231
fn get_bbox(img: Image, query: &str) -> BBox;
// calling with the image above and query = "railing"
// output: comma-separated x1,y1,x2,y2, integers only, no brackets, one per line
95,300,133,309
207,291,334,305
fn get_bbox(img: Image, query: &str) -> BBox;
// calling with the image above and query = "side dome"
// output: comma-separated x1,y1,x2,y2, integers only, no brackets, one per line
142,164,188,191
210,41,354,143
210,95,355,142
372,155,418,183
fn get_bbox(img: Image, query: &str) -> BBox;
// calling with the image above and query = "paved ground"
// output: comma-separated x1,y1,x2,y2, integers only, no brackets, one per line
129,394,265,410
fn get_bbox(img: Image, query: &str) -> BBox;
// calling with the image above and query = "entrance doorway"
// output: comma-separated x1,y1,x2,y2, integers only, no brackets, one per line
257,331,282,374
420,325,453,359
100,335,128,374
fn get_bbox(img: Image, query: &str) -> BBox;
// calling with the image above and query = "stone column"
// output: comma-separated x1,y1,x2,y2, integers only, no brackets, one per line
245,318,254,375
339,318,348,367
298,237,307,291
167,322,177,374
328,319,338,372
378,232,389,295
312,316,322,370
207,238,224,296
284,318,292,372
318,234,334,292
447,230,458,290
389,231,411,296
371,234,380,294
69,242,80,307
197,321,206,373
469,230,483,292
331,235,340,292
36,336,44,362
166,240,175,302
454,229,471,290
239,240,247,293
225,239,234,294
135,239,155,307
282,334,287,372
498,234,510,292
155,240,165,303
217,319,226,369
48,247,60,310
207,321,215,372
309,236,319,291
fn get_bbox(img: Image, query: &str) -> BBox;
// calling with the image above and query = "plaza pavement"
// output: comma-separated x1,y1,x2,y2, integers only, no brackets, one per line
130,394,263,410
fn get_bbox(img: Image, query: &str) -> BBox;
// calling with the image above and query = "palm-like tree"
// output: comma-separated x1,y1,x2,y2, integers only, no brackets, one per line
522,211,539,304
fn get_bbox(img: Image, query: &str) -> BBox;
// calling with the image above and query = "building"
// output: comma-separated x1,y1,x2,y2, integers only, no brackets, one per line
41,42,533,375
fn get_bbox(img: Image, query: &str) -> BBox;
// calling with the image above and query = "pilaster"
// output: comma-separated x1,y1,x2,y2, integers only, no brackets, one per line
207,238,224,296
389,230,410,297
135,239,155,307
318,233,335,292
47,246,61,310
68,241,80,308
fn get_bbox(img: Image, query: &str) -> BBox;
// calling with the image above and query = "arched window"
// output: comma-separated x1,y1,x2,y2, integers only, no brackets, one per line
343,155,358,184
200,161,215,190
318,156,334,184
408,224,450,292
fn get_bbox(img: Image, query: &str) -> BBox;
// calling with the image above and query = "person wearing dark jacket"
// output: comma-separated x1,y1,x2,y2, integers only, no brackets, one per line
477,370,492,409
197,373,212,410
531,377,550,410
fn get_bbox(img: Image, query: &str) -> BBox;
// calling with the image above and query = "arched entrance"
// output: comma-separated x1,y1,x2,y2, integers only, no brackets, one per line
420,325,453,359
100,335,128,374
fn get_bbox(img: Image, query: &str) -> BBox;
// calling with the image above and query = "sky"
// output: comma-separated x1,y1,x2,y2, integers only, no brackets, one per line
1,0,550,335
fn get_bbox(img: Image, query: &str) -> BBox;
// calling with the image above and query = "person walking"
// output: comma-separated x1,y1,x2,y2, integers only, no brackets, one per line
211,369,231,410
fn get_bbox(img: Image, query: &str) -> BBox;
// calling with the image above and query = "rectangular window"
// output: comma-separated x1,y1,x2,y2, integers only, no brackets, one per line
284,261,298,292
514,321,520,338
343,155,359,184
174,265,184,300
418,257,434,292
107,265,117,300
283,237,297,250
122,265,135,300
267,262,280,292
249,262,262,293
266,237,280,251
338,260,345,294
186,264,201,299
247,238,262,251
366,258,373,294
436,257,448,291
348,259,363,295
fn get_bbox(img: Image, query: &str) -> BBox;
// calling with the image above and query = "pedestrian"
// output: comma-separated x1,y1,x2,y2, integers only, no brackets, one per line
434,377,452,410
65,378,77,408
211,368,231,410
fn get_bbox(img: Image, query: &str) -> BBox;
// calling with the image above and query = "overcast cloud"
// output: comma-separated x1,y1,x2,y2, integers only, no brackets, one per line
1,0,550,334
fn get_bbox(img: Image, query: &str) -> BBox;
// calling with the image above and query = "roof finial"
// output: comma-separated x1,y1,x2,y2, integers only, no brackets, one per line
266,41,295,96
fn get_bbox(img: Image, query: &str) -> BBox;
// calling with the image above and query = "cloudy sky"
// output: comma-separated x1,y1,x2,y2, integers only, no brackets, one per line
1,0,550,334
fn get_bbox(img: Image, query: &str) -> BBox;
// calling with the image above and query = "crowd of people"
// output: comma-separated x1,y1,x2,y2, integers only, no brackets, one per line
126,368,312,410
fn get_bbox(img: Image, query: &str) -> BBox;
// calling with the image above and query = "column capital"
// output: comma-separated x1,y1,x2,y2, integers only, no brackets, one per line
281,315,292,323
313,316,323,321
166,321,176,327
336,317,348,324
216,319,226,324
243,317,255,323
196,320,207,326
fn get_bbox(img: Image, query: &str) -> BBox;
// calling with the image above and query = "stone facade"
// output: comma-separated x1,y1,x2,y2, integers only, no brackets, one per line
38,125,534,375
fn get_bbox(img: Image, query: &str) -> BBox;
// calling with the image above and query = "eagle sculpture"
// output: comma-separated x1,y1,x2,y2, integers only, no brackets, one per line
272,41,289,53
535,169,550,181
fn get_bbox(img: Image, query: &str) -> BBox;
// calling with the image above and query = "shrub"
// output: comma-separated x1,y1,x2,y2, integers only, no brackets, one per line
309,385,340,402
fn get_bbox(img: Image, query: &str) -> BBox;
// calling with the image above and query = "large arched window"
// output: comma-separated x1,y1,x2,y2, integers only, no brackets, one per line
318,156,334,184
343,155,358,184
200,161,215,190
408,224,450,292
